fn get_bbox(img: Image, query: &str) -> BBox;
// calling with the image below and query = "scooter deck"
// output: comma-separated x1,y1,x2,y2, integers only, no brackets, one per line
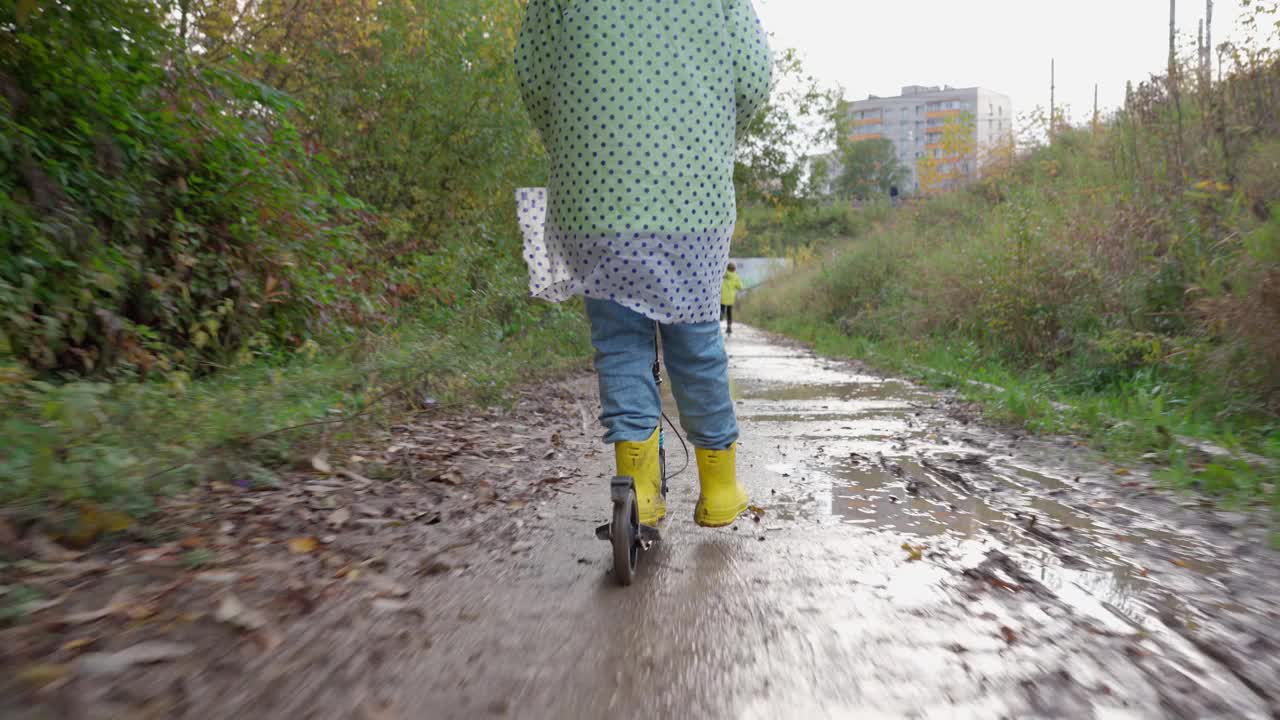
595,521,661,546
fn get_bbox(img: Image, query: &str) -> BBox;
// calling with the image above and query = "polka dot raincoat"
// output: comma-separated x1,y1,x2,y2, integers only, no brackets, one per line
514,0,772,324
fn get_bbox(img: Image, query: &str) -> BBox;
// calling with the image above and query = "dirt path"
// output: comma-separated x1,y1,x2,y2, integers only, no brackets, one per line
5,326,1279,719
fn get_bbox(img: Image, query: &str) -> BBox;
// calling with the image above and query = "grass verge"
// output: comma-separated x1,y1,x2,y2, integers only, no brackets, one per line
0,296,591,526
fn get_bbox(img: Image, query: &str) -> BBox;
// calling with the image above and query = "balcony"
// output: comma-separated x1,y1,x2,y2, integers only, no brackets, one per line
926,109,962,120
851,117,883,127
849,132,884,142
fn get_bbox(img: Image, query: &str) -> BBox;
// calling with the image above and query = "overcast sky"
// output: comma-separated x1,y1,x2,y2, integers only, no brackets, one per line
754,0,1277,133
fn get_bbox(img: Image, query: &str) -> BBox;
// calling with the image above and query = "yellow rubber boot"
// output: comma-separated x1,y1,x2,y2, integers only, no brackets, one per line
615,428,665,526
694,443,748,527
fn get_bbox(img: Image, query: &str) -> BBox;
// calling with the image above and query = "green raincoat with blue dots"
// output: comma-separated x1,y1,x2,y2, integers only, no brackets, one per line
515,0,772,324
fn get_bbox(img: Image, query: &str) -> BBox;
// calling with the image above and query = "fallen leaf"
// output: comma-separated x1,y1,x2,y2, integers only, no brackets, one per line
126,603,158,621
337,468,373,486
98,509,134,532
252,627,284,652
364,573,408,598
287,536,318,554
18,663,69,689
1115,468,1132,476
901,542,925,562
748,505,766,516
61,638,97,652
78,641,193,676
420,558,454,576
62,503,135,547
194,571,240,584
1000,626,1018,644
427,470,462,485
135,543,179,563
215,594,268,632
29,534,83,562
311,451,332,474
327,507,351,528
370,598,409,614
60,588,134,625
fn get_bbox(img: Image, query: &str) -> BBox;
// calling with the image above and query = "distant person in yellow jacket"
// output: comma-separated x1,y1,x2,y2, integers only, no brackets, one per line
720,263,745,335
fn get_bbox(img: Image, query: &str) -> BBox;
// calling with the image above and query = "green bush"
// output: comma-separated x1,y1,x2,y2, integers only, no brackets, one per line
0,0,592,514
0,2,367,376
734,201,887,257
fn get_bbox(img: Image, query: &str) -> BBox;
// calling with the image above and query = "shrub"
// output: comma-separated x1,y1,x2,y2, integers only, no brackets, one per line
0,1,362,376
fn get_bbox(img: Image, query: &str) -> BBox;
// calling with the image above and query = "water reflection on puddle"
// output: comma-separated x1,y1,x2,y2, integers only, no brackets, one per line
728,330,1221,634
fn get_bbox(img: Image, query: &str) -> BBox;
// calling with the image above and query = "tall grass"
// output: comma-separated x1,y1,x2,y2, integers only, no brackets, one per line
745,47,1280,505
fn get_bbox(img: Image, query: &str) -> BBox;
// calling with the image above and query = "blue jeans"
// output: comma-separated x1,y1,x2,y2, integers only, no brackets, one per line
586,298,738,450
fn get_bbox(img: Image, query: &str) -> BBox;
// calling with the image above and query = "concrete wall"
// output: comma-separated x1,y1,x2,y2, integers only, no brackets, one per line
728,257,792,291
974,88,1013,150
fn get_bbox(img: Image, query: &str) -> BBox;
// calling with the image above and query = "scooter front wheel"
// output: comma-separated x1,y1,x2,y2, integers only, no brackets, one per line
611,484,639,586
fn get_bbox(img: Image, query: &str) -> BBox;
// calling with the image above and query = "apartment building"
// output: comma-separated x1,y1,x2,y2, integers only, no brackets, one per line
846,85,1012,194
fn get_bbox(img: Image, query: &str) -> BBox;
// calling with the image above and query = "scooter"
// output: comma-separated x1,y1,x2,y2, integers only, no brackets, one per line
594,329,675,586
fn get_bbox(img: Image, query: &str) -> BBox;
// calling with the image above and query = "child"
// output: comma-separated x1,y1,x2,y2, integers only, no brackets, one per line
721,263,744,335
515,0,772,527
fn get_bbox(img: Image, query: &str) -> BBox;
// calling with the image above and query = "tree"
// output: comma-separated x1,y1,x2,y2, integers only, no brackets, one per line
735,48,837,206
916,111,977,195
805,155,833,198
834,137,907,201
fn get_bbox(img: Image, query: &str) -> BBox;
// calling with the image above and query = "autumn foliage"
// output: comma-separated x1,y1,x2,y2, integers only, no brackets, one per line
1,0,544,378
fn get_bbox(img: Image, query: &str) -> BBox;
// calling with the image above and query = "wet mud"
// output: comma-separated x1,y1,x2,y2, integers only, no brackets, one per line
6,326,1278,719
374,326,1278,720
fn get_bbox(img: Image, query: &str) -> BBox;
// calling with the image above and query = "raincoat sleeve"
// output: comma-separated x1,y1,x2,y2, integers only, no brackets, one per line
722,0,773,137
514,0,559,140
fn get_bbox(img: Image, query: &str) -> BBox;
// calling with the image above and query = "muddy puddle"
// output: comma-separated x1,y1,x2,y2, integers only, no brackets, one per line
724,326,1278,718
